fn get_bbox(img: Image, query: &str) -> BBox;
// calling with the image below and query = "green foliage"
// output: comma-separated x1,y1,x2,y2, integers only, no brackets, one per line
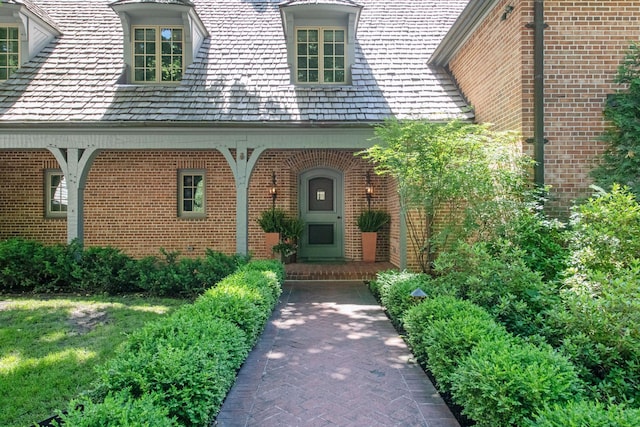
356,209,390,232
404,296,508,392
492,190,569,282
201,268,281,343
72,246,139,294
592,43,640,197
0,238,72,292
369,269,425,302
60,392,177,427
527,400,640,427
360,119,532,272
238,259,286,289
434,242,556,337
380,276,428,326
551,266,640,405
257,207,287,233
0,239,247,297
93,318,248,426
567,184,640,275
451,335,584,427
280,216,304,241
87,260,283,426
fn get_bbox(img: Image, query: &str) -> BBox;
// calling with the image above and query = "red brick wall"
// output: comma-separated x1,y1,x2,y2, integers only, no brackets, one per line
84,150,237,258
0,151,67,243
448,0,640,214
1,149,393,263
251,149,390,261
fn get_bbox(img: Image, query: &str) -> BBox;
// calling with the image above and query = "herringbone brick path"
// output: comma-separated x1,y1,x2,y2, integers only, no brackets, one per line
214,281,459,427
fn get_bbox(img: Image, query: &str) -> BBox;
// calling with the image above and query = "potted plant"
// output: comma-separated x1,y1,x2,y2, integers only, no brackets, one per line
257,208,286,258
275,216,304,263
357,209,390,262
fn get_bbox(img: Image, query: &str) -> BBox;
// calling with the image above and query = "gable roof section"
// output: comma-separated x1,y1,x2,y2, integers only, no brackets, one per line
429,0,498,66
2,0,61,34
0,0,472,125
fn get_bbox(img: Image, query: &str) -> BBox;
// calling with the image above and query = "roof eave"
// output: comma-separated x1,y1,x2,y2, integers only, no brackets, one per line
429,0,501,67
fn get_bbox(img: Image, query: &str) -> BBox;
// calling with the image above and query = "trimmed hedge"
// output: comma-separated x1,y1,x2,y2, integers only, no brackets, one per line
451,335,583,427
526,400,640,427
404,296,507,392
380,271,584,427
0,238,248,297
60,260,284,427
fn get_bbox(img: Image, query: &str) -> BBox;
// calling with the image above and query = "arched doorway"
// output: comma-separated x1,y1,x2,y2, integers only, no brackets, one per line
298,168,344,261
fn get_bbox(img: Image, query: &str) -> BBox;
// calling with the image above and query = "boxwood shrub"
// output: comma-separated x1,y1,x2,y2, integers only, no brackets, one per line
62,259,284,427
526,400,640,427
404,295,509,392
451,335,584,427
0,238,249,297
61,392,178,427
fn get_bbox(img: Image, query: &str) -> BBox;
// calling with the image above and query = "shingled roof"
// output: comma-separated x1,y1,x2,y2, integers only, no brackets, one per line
0,0,472,125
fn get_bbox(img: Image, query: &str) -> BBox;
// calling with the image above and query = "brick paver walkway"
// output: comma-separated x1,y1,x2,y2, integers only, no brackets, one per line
215,281,459,427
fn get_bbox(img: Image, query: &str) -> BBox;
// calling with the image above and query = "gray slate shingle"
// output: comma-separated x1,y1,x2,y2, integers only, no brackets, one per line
0,0,473,124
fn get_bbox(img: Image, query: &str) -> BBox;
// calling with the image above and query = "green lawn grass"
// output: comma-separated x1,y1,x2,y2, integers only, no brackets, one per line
0,295,187,427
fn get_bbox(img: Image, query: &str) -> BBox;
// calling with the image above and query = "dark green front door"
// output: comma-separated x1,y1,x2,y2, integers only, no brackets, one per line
298,168,344,260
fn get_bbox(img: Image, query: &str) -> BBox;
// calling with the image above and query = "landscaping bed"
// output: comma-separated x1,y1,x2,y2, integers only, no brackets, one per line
369,186,640,427
0,239,284,426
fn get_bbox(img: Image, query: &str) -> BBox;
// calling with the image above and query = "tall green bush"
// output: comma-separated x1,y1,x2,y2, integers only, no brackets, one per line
567,184,640,275
591,42,640,198
360,119,532,273
434,242,556,337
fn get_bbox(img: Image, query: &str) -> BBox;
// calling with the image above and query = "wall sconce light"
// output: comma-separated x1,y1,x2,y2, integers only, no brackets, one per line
501,4,514,21
365,170,374,209
269,171,277,209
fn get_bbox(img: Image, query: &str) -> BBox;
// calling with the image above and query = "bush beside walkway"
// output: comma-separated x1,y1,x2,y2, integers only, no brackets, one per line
58,260,284,426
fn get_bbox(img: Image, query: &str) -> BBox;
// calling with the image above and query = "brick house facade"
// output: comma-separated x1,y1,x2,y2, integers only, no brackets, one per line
0,0,469,269
432,0,640,216
0,0,634,270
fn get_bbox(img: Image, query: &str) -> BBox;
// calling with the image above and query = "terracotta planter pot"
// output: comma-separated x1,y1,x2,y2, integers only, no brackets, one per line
361,232,377,262
264,232,280,259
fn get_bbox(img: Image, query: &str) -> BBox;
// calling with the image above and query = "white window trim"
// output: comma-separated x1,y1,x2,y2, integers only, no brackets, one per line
178,169,206,218
132,25,184,84
295,26,347,85
45,170,67,219
0,25,21,81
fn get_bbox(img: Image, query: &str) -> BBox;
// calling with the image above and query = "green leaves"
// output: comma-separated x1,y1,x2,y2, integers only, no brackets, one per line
360,119,532,272
592,43,640,196
85,260,284,426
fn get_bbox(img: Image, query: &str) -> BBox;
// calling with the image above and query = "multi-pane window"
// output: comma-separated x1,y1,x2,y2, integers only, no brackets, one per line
178,170,205,217
133,26,183,83
296,28,345,84
45,171,67,218
0,26,20,81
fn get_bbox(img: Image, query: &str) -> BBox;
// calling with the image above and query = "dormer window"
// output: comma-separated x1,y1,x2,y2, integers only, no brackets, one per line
0,26,20,80
280,0,362,86
296,28,345,84
0,1,61,81
110,0,208,85
133,26,183,83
